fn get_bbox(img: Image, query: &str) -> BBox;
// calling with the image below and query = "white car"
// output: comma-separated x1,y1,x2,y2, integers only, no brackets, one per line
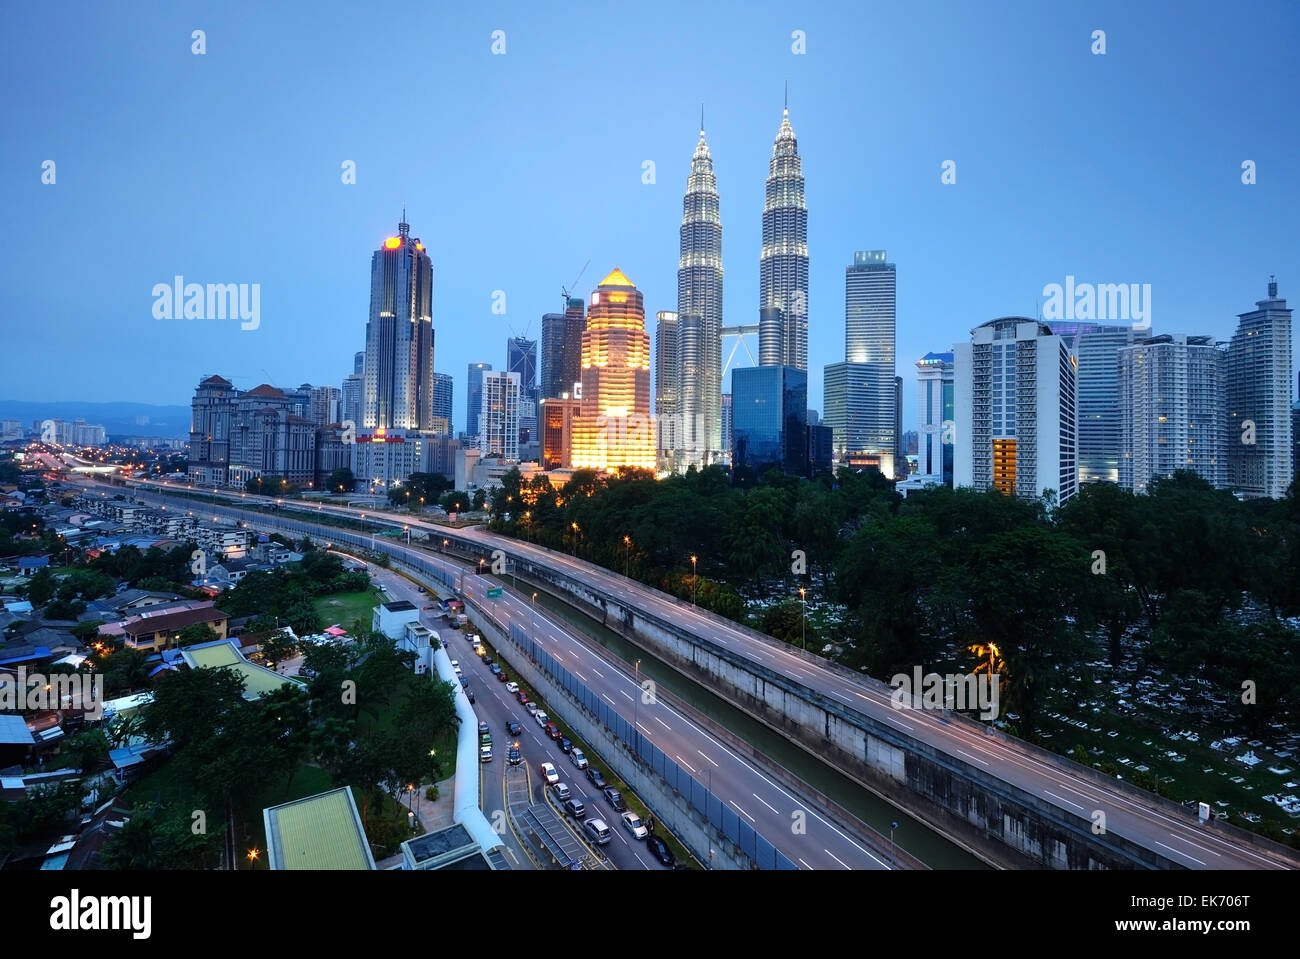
621,811,647,839
451,660,461,676
534,711,549,728
525,702,539,715
570,748,589,770
540,762,559,785
505,681,519,694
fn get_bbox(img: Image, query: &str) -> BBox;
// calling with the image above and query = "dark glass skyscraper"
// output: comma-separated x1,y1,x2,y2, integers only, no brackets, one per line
507,336,538,402
466,362,491,439
433,372,453,435
541,298,586,400
675,118,724,469
363,216,435,430
731,365,807,475
759,99,808,371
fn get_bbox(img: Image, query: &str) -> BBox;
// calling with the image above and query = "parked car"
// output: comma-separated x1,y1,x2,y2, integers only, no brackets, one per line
505,681,519,694
525,702,539,715
545,722,561,741
478,721,489,735
497,671,509,683
517,692,530,706
417,585,427,592
586,767,607,789
570,748,588,770
558,737,572,753
645,834,675,867
582,818,612,845
539,762,559,785
552,782,571,802
451,660,461,675
479,744,493,763
467,690,475,703
489,663,501,675
621,811,648,839
534,711,549,728
506,720,522,736
563,798,586,818
459,677,469,688
603,787,626,812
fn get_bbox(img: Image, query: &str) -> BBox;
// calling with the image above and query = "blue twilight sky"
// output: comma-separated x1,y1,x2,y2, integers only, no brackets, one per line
2,0,1297,436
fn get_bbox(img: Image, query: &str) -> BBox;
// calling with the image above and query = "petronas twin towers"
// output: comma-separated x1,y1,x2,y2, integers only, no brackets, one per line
658,99,808,473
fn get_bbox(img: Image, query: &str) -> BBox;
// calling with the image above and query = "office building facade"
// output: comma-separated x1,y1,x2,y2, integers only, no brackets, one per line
466,362,492,440
479,370,521,460
731,365,807,474
916,352,955,486
541,298,587,400
363,216,435,431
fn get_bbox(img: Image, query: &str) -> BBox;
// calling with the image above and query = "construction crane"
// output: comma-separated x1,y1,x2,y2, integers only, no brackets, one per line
561,259,590,309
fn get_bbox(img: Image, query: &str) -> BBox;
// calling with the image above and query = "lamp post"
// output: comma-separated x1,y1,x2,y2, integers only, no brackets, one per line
690,555,697,606
889,821,899,866
531,592,538,640
571,522,580,556
634,658,642,736
623,535,631,577
799,587,806,651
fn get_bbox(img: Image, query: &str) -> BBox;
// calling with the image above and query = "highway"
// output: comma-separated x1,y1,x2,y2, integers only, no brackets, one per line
71,469,1300,869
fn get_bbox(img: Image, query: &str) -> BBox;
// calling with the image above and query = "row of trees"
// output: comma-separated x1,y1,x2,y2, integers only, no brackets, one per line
219,547,370,637
487,466,1299,738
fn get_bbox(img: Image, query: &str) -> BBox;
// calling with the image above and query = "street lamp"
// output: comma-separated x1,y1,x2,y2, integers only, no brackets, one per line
690,555,697,606
634,658,642,735
531,591,538,640
570,522,580,556
623,535,631,577
889,821,899,866
799,587,806,650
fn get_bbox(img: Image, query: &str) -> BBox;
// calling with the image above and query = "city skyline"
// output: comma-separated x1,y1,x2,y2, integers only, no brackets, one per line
5,2,1297,442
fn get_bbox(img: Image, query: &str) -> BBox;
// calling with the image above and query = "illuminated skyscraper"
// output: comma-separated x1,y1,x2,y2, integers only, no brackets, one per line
362,215,435,430
1226,278,1293,499
759,95,808,371
675,117,724,469
571,269,655,471
655,310,680,472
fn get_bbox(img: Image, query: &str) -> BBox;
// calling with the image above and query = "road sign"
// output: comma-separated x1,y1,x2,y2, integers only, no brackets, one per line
487,587,503,598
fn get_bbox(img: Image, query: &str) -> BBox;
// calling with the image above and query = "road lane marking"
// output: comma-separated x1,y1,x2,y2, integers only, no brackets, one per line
824,848,851,869
654,716,671,730
636,722,653,736
575,671,588,683
1155,840,1207,866
698,750,718,767
620,690,634,702
1043,789,1085,811
676,754,697,774
591,668,604,678
634,853,649,869
602,693,618,707
881,714,914,731
955,748,990,767
798,857,812,870
729,800,755,823
752,793,780,815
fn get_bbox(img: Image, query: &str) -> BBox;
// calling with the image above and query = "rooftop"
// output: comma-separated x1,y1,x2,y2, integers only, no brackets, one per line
264,787,375,870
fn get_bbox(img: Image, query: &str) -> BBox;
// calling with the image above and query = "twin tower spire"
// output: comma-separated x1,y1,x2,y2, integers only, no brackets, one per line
661,93,808,473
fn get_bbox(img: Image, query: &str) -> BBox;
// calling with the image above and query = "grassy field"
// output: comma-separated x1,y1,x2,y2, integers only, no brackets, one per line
312,588,380,631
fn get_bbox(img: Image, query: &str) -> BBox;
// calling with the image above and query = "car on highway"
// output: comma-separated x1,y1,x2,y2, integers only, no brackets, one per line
603,787,626,812
563,798,586,818
552,782,571,802
545,722,561,740
621,811,648,839
570,748,588,770
534,711,549,728
582,818,612,845
507,746,521,766
539,762,559,785
645,834,675,867
586,767,607,789
558,737,572,753
505,681,519,694
505,720,522,736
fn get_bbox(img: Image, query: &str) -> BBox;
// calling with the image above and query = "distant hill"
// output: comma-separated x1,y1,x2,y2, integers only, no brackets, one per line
0,400,190,439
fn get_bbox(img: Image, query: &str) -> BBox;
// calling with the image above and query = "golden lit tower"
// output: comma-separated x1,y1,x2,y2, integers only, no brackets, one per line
571,268,656,470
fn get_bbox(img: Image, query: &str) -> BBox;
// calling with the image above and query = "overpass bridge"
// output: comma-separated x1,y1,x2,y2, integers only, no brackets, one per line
105,478,1300,870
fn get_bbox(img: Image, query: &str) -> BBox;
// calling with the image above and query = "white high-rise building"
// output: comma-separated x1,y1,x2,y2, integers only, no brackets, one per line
1118,334,1225,492
1226,279,1294,499
954,317,1077,504
916,352,954,485
479,370,521,460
